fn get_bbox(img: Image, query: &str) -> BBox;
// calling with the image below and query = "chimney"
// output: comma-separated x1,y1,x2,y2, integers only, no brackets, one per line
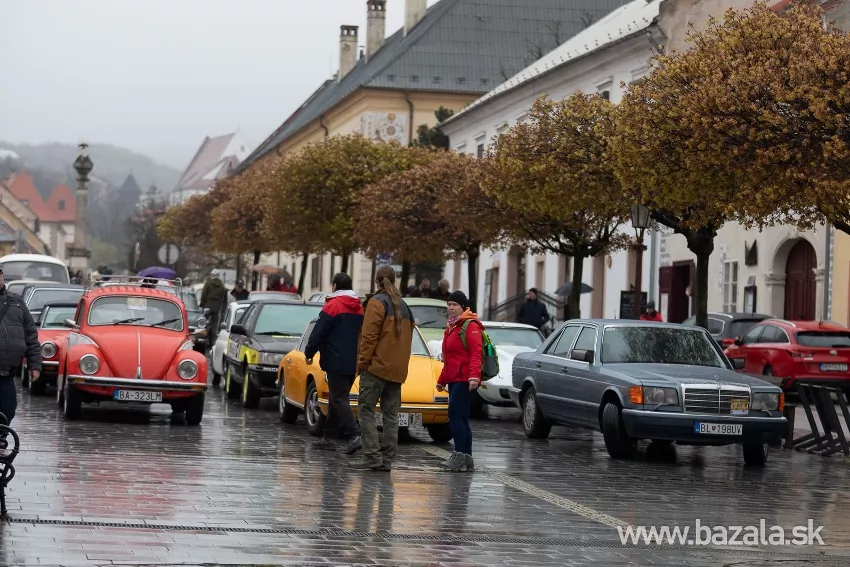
405,0,427,37
339,25,359,81
366,0,386,61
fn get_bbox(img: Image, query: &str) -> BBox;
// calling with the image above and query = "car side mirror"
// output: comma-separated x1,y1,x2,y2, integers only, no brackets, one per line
734,338,742,346
732,358,746,370
570,349,594,363
63,318,78,329
230,324,248,336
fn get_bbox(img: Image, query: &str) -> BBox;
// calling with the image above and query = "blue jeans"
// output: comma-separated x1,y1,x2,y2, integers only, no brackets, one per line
448,381,472,455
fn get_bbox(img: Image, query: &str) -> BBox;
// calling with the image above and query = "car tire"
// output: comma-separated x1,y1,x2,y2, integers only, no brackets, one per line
743,442,769,466
28,373,47,396
304,380,326,437
225,365,240,399
521,387,552,439
212,358,222,387
426,423,453,443
63,382,82,421
601,403,637,459
763,366,773,376
241,366,261,409
185,393,204,425
278,376,299,424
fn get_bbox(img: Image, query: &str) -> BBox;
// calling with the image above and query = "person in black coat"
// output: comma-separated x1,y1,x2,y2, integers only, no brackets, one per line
304,272,365,454
517,288,550,330
0,262,42,430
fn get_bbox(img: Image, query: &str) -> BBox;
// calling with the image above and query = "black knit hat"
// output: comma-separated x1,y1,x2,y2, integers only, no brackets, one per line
447,290,468,309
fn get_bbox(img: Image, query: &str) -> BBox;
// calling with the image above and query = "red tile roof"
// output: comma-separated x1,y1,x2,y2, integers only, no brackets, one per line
6,172,57,222
46,184,76,222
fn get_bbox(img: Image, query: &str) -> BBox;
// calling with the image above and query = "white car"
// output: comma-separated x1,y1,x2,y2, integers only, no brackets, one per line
429,321,544,413
211,301,251,382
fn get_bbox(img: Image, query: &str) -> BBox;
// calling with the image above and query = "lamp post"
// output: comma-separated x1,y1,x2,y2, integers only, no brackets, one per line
630,204,650,320
69,142,94,272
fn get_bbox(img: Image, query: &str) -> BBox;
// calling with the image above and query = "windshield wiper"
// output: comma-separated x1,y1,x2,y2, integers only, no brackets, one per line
256,331,299,337
113,318,145,325
150,318,181,328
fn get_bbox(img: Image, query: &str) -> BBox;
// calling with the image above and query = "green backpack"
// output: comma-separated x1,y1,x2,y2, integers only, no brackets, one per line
459,320,500,380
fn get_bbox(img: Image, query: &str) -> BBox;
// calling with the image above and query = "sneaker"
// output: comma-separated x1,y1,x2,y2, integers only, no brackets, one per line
311,438,336,451
439,451,467,472
465,454,474,471
438,451,458,469
348,459,383,471
343,435,362,455
376,462,392,472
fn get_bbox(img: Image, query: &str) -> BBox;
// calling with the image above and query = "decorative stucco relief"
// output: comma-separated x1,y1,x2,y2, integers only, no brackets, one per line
361,112,407,144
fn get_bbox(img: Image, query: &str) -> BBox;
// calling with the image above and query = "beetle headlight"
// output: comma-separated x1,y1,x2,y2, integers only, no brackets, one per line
41,341,57,359
260,352,284,366
643,387,679,406
752,392,779,411
79,354,100,375
178,360,198,380
195,316,208,329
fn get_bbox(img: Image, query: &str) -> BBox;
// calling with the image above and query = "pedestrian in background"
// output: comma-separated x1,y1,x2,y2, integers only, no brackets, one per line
230,279,249,301
305,272,364,454
201,271,226,343
517,288,549,330
0,262,42,436
437,290,481,472
350,265,413,471
433,279,451,301
640,300,664,322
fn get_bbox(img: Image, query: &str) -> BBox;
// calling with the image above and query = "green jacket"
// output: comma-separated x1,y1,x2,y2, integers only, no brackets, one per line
200,278,226,311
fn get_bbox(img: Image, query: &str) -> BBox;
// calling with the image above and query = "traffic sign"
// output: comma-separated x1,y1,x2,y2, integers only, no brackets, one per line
157,244,180,265
376,253,393,265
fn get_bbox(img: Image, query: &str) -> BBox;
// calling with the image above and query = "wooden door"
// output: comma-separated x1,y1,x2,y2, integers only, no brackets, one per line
784,240,816,320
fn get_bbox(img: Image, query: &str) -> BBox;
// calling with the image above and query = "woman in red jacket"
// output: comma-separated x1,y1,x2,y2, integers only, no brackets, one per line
437,290,482,472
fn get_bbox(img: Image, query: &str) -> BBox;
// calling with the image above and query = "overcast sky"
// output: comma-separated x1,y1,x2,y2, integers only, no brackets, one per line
2,0,439,169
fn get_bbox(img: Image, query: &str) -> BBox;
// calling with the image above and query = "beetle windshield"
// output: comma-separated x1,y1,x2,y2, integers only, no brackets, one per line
40,306,77,328
412,330,431,357
410,305,448,329
88,296,184,331
601,326,726,367
28,288,84,311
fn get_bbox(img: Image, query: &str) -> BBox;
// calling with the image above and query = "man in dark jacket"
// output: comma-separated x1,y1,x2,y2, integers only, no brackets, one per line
0,262,42,430
304,272,364,454
200,272,227,342
517,288,550,330
230,279,249,301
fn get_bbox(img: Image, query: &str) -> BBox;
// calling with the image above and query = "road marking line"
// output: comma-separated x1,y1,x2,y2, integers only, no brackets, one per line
421,445,630,529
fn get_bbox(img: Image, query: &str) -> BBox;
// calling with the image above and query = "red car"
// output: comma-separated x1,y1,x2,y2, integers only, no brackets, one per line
24,301,80,396
725,319,850,392
58,280,208,423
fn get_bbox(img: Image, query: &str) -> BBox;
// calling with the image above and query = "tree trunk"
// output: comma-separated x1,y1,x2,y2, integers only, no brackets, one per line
467,246,480,313
298,252,309,295
370,257,377,293
685,229,715,330
340,250,350,273
400,261,411,293
567,255,585,320
251,250,261,290
235,254,242,282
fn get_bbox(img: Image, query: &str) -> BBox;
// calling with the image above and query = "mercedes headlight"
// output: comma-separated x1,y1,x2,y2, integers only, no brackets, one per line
195,316,208,328
752,392,779,411
643,387,679,406
178,359,198,380
260,352,284,366
79,354,100,375
41,341,57,359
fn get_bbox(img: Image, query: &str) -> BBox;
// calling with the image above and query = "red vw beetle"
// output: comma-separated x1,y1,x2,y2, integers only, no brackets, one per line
25,301,80,396
58,278,208,424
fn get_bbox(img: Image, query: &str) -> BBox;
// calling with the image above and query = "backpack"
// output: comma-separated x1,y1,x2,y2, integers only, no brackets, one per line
459,320,500,381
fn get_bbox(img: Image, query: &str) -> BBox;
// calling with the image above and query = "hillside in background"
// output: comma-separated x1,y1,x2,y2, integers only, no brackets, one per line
0,141,182,198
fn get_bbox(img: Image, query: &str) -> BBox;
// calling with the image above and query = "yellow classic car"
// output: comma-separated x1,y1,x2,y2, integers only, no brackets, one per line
276,323,452,442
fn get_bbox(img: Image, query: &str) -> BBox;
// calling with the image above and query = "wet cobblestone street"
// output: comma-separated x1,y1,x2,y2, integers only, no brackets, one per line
4,382,850,566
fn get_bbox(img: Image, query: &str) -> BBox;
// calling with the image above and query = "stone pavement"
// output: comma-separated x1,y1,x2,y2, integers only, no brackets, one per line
3,383,850,566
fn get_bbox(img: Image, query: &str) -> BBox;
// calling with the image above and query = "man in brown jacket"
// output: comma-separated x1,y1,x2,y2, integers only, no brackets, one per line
349,265,413,471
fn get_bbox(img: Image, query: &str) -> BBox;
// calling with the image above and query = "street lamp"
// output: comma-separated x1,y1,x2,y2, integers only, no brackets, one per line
70,142,94,272
630,204,650,320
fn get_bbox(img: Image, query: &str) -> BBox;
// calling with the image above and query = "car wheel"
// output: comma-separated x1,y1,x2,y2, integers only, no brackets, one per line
241,365,261,409
225,365,240,399
304,380,326,437
28,373,46,396
521,387,552,439
185,393,205,425
212,357,222,387
470,390,488,420
426,423,453,443
743,442,769,466
278,376,299,424
601,402,637,459
63,382,82,421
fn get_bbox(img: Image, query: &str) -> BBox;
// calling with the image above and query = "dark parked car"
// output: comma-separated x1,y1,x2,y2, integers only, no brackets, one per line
682,312,773,348
510,320,786,465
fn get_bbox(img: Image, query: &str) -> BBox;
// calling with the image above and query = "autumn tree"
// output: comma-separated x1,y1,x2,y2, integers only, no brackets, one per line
357,151,504,311
486,94,629,319
264,134,424,274
158,178,234,250
611,1,832,329
412,107,455,149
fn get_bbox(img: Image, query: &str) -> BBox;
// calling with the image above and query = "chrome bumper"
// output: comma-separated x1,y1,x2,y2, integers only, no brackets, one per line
42,361,59,367
66,375,207,392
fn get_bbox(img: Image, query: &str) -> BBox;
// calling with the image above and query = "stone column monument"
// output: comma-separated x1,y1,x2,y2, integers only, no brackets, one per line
68,142,93,272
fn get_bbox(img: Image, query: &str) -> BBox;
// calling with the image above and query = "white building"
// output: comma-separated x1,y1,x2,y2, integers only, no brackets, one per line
440,0,663,321
171,132,252,205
